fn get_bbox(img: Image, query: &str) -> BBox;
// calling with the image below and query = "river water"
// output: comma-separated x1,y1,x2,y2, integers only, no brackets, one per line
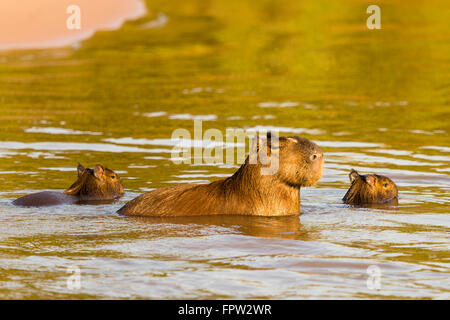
0,0,449,299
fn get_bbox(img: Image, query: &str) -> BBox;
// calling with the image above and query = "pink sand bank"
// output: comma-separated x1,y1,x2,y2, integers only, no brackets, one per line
0,0,146,50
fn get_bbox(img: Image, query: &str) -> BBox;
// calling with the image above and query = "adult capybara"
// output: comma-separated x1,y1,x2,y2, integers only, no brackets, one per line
118,134,324,217
13,163,124,207
342,169,398,205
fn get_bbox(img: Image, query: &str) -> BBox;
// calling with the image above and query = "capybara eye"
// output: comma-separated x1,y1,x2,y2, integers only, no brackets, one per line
111,175,116,179
383,183,388,187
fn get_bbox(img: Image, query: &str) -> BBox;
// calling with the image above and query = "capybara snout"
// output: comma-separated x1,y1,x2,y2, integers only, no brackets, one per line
276,136,324,187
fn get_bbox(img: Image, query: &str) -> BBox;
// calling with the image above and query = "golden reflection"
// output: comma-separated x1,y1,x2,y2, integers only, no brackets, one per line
128,214,318,240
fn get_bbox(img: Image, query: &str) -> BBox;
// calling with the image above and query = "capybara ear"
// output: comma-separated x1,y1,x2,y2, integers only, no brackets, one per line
364,175,376,186
249,134,265,164
249,135,260,164
266,131,279,149
266,131,279,142
77,163,86,177
93,164,105,180
349,169,359,183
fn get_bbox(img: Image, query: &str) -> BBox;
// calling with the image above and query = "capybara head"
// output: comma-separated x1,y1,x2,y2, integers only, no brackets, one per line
63,163,124,200
342,169,398,205
252,134,324,188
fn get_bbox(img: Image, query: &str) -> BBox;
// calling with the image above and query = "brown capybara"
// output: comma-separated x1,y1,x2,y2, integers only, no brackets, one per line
118,134,324,217
13,163,124,207
342,169,398,205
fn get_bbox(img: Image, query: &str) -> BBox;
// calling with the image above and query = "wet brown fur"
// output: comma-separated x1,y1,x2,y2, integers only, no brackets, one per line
118,135,324,217
342,169,398,205
64,164,124,200
13,164,124,207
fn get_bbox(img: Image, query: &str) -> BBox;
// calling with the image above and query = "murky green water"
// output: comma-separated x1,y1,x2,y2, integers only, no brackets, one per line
0,0,449,299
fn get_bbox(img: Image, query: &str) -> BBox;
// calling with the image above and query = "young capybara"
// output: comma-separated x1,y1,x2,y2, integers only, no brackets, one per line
342,169,398,205
13,163,124,207
118,134,324,217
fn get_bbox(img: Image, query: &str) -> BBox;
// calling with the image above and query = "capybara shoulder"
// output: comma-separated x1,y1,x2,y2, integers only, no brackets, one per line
118,134,324,217
342,169,398,205
13,163,124,207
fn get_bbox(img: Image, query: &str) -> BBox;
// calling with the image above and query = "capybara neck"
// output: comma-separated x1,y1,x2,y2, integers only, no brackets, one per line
210,157,302,215
118,135,324,217
343,169,398,205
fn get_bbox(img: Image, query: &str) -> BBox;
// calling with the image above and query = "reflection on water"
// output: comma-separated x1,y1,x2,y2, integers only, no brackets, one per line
0,0,449,299
131,215,311,240
0,141,172,154
24,127,103,136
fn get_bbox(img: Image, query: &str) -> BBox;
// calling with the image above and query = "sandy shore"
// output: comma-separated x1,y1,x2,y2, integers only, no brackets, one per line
0,0,146,50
